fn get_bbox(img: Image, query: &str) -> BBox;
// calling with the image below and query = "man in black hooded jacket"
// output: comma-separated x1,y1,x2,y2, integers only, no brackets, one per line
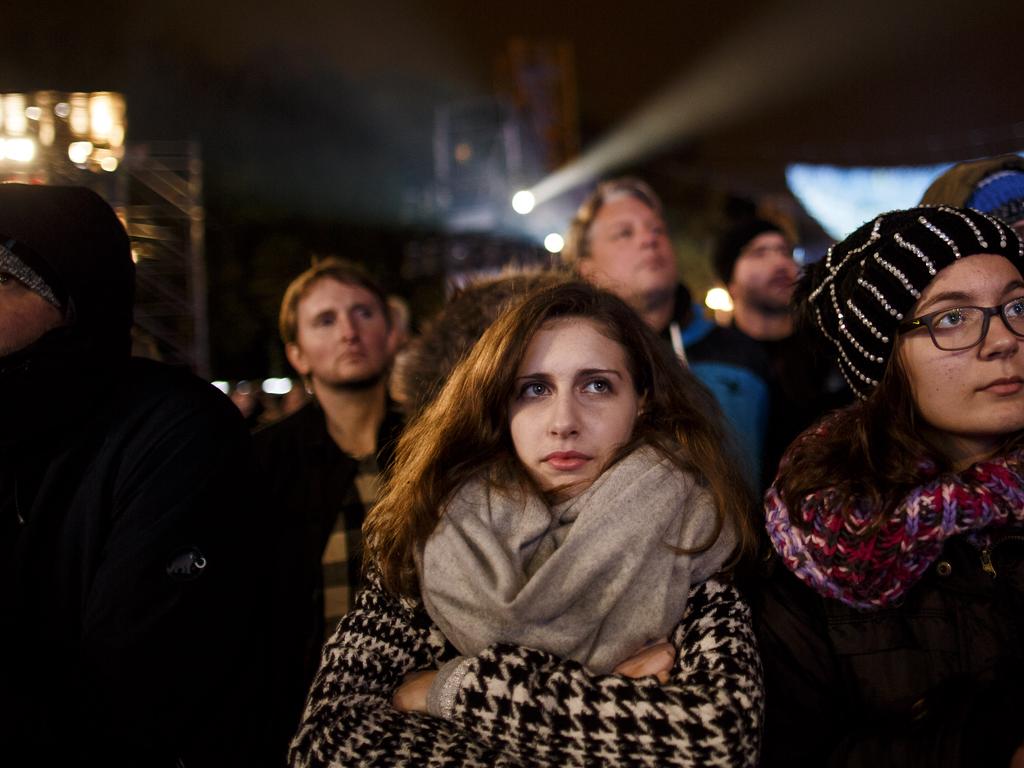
0,185,268,766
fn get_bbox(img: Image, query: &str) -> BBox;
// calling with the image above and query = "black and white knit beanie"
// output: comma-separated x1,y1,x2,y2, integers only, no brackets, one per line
800,206,1024,399
0,237,62,309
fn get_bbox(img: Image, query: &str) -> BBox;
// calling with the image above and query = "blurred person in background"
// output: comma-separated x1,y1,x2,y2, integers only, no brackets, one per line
253,257,403,760
921,153,1024,236
0,185,267,766
390,269,563,417
756,206,1024,767
712,218,849,489
563,177,767,489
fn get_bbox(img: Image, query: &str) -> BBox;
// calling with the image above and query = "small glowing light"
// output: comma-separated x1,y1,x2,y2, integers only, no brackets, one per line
68,141,94,164
705,287,734,312
262,377,294,395
211,381,230,394
544,233,565,253
90,93,115,141
454,142,473,164
4,94,27,135
5,137,36,163
24,106,42,121
100,155,119,172
54,102,70,119
512,190,535,215
69,94,89,135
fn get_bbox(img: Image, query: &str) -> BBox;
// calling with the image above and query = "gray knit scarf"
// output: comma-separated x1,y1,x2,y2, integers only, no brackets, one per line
417,445,735,675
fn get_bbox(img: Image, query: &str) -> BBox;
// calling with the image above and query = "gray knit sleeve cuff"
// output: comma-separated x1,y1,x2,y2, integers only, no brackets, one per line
426,656,472,719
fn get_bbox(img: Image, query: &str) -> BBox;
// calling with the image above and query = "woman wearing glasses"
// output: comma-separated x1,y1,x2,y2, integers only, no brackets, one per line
756,206,1024,767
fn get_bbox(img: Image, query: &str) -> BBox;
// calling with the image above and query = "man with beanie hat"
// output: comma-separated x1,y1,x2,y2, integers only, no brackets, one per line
921,153,1024,236
0,185,269,766
711,218,849,488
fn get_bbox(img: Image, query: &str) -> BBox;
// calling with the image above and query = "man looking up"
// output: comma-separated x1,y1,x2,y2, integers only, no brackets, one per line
254,257,403,757
563,178,771,488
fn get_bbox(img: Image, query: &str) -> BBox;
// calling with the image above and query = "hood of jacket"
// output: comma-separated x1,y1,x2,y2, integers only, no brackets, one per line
0,185,135,448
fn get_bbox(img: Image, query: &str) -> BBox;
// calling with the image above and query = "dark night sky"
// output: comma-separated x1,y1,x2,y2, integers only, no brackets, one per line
5,0,1022,219
3,0,1022,375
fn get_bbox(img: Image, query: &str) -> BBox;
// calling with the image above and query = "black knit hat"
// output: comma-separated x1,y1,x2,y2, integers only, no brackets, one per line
799,205,1024,399
712,218,786,284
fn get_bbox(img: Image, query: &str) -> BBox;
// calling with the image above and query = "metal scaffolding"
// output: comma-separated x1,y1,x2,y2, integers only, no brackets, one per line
123,141,209,376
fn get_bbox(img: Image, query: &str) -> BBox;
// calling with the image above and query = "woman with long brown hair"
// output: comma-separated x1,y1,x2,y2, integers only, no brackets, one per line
290,278,762,766
757,206,1024,767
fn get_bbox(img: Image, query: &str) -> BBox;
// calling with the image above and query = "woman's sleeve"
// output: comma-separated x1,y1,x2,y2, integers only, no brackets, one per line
442,577,763,767
288,573,485,768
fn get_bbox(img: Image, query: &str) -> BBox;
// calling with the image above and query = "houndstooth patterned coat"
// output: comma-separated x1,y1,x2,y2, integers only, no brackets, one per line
290,573,763,767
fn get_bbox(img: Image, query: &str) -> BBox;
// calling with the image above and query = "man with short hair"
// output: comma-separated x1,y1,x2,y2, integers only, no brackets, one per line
565,178,776,488
0,184,265,765
713,218,848,487
254,257,403,755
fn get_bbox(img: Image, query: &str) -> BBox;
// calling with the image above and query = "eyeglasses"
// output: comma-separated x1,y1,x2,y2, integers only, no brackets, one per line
898,296,1024,351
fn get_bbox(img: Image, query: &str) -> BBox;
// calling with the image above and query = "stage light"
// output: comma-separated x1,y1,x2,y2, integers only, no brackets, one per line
524,0,955,208
211,381,230,394
512,190,535,214
24,106,41,121
68,141,93,164
544,233,564,253
262,377,294,395
3,137,36,163
705,287,734,312
3,94,28,135
100,155,119,172
69,93,89,136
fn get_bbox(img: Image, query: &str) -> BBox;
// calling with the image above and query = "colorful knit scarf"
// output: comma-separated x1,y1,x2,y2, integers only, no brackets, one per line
765,448,1024,609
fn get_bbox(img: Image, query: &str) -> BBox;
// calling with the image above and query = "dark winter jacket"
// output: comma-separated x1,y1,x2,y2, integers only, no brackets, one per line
665,284,846,489
757,435,1024,766
756,535,1024,767
253,399,404,759
0,185,269,766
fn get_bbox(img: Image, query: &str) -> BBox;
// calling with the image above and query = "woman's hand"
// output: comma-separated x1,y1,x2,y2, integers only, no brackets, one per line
391,669,438,713
613,641,676,683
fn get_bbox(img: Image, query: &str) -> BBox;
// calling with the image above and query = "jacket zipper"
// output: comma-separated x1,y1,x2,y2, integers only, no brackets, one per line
979,535,1024,578
979,546,997,577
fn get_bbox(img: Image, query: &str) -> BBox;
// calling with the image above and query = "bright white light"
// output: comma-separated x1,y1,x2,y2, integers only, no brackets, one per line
68,141,93,164
5,137,36,163
512,190,535,215
69,94,89,136
4,94,27,135
544,233,565,253
24,106,42,121
211,380,230,394
100,156,119,172
54,102,70,118
262,377,294,395
705,287,734,312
